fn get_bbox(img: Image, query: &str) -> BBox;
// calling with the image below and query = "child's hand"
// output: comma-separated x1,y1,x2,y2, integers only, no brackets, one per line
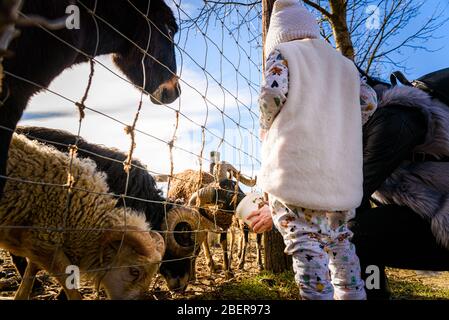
259,128,267,141
247,204,273,233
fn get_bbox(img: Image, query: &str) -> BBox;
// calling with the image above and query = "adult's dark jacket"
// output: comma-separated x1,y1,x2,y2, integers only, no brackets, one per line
360,85,449,250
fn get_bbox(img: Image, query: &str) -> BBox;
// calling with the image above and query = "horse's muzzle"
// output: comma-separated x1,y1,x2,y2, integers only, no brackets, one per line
150,77,181,105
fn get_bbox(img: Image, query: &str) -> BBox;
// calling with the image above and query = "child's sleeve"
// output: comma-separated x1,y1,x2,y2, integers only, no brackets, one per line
259,49,289,137
360,76,378,126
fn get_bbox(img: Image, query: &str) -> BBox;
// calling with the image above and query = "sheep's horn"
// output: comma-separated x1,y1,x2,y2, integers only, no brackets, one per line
188,186,216,207
102,226,165,259
189,186,246,209
162,207,207,258
225,164,257,187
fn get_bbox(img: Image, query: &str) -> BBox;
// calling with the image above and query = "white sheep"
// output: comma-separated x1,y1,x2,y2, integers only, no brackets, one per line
0,134,165,300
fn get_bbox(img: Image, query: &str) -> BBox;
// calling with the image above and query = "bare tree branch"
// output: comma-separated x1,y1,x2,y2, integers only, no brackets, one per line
205,0,260,6
184,0,449,77
303,0,332,18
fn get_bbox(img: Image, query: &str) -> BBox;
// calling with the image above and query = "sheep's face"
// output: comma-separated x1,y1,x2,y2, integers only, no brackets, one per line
99,229,165,300
161,265,190,292
101,243,163,300
159,255,192,292
158,207,207,292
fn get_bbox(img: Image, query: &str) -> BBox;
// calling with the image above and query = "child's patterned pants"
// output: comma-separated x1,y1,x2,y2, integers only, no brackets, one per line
270,198,366,300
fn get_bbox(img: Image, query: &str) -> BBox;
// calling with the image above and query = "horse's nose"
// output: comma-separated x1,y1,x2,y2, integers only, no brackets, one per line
151,77,181,105
162,83,180,103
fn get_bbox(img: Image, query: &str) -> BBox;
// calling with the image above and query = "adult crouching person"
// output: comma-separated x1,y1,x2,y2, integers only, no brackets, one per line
349,79,449,299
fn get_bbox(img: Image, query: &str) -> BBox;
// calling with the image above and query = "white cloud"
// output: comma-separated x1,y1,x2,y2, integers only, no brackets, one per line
21,55,261,177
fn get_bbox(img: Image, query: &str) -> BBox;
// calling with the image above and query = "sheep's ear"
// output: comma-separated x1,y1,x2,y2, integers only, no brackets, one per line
148,231,165,255
102,227,165,258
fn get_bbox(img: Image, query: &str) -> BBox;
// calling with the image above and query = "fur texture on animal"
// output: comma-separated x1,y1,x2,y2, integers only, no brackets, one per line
15,126,206,293
373,86,449,249
166,168,262,278
165,170,234,277
0,0,180,199
167,170,215,205
168,170,242,231
0,134,165,299
16,126,169,228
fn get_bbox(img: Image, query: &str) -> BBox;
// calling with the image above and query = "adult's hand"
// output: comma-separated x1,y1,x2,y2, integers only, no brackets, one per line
247,204,273,233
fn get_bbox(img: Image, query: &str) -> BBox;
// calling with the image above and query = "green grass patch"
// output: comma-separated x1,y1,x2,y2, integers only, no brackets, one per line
192,271,299,300
388,274,449,300
190,268,449,300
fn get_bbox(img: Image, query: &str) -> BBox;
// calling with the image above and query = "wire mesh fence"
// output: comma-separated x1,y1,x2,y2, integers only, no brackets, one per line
0,0,264,298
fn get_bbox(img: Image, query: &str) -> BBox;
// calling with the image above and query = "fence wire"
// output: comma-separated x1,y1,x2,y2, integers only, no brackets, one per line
0,0,263,296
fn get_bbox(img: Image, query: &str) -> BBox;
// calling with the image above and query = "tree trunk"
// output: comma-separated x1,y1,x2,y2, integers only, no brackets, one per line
263,227,292,273
261,0,292,274
262,0,274,63
329,0,355,60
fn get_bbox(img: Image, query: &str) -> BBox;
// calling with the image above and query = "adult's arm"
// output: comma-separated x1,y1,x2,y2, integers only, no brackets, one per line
360,105,427,208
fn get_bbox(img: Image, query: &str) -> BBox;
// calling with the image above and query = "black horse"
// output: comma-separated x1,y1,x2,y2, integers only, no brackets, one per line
0,0,180,197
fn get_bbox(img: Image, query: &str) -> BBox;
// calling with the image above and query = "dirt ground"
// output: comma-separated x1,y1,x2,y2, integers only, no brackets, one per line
0,232,265,300
1,232,448,300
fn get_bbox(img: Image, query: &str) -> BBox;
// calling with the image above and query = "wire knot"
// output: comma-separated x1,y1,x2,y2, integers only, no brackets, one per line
68,144,78,158
75,102,86,119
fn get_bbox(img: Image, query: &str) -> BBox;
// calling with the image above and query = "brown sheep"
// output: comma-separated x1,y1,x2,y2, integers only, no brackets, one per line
159,163,257,279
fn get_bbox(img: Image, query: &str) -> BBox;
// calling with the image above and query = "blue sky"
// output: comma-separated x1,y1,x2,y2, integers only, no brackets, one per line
177,0,449,79
21,0,262,182
20,0,448,183
387,0,449,79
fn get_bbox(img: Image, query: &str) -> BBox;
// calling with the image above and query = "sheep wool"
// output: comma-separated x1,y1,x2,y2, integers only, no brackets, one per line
167,170,234,230
0,134,153,275
167,169,215,202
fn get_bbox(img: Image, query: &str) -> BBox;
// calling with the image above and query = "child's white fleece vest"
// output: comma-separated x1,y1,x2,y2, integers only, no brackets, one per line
259,39,363,211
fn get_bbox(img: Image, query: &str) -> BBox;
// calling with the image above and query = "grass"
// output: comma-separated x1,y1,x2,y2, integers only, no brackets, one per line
389,278,449,300
192,269,449,300
387,269,449,300
192,271,299,300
